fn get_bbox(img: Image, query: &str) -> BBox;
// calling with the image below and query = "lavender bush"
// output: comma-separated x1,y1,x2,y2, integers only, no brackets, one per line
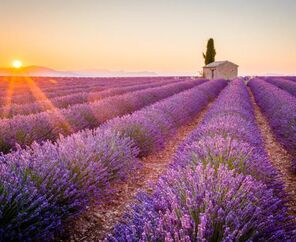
266,77,296,97
107,79,295,241
104,80,227,156
0,79,226,240
0,76,180,106
0,78,183,118
175,79,282,192
0,79,206,153
176,134,280,190
0,160,56,241
108,164,294,241
249,78,296,169
0,77,108,105
1,128,139,241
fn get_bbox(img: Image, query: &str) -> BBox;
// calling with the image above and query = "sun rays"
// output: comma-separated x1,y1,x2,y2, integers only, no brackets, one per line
2,74,73,134
2,76,16,119
23,76,74,134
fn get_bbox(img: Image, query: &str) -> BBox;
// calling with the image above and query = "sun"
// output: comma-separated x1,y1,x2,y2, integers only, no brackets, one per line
12,60,23,69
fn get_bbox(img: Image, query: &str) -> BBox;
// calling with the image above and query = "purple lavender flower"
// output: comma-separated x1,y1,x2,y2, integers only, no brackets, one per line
0,79,206,153
103,80,227,157
107,79,295,241
249,78,296,171
266,77,296,97
1,128,139,240
175,79,284,194
0,78,184,118
108,164,294,241
0,78,227,240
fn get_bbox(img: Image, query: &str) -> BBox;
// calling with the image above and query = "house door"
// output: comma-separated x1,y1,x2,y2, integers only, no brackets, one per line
211,69,215,79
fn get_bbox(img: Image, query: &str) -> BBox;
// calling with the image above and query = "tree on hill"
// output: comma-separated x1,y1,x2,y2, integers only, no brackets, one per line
203,38,216,65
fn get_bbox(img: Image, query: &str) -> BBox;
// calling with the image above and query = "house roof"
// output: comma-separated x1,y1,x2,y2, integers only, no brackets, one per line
203,61,238,68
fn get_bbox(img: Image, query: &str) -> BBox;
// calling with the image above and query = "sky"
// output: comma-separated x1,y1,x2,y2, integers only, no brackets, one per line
0,0,295,75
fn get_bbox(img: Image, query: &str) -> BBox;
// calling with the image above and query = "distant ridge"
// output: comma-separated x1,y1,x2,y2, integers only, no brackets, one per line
0,65,158,77
0,66,76,77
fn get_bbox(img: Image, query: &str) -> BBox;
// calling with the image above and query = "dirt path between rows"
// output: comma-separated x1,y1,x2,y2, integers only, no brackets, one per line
249,89,296,217
57,102,212,242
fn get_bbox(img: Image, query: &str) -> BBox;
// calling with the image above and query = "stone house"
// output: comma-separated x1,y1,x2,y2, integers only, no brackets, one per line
203,61,238,80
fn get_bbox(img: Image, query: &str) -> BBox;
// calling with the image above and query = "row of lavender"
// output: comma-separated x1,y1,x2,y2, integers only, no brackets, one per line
108,79,295,241
0,76,109,90
0,77,117,102
263,76,296,82
0,79,206,153
0,76,180,91
0,76,170,92
249,78,296,171
0,79,227,241
264,77,296,97
0,78,184,118
0,76,182,106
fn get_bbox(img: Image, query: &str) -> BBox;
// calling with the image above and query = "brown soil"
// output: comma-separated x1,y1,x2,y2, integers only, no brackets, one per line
249,89,296,216
57,103,212,242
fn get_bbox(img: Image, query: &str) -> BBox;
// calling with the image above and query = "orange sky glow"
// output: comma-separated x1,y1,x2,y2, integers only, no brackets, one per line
0,0,295,76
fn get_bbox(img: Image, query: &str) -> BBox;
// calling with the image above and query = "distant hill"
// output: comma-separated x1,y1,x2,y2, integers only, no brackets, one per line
0,66,77,77
0,65,158,77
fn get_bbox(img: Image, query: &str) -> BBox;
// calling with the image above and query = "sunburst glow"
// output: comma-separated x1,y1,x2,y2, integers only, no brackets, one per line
12,60,22,69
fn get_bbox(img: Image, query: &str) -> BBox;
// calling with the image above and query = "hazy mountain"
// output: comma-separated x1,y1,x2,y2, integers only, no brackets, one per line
0,66,77,77
0,65,158,77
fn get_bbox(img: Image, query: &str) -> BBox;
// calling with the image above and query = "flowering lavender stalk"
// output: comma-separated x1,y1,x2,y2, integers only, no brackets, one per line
249,78,296,171
108,164,294,241
0,157,58,241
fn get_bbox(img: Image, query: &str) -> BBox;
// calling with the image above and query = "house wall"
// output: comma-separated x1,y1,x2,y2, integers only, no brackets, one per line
203,63,238,80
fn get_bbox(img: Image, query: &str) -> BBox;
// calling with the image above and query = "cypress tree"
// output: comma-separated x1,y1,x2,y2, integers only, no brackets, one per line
203,38,216,65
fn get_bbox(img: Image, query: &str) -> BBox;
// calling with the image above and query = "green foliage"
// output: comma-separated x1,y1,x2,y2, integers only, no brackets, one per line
203,38,216,65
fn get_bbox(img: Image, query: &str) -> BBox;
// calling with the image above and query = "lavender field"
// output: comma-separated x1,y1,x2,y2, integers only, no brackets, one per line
0,76,296,241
